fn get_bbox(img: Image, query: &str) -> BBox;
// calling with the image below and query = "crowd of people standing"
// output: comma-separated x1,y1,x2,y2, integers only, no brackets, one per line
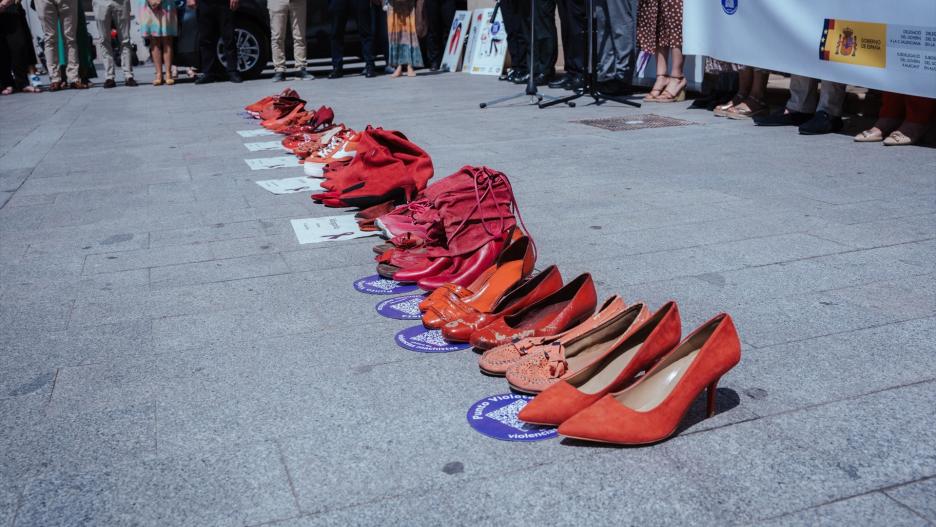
0,0,932,145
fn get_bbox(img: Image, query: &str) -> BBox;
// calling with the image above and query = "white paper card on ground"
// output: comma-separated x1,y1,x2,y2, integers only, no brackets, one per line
244,140,287,152
467,9,507,75
462,9,485,72
291,215,378,244
244,156,301,170
255,177,322,194
237,129,277,137
441,10,471,72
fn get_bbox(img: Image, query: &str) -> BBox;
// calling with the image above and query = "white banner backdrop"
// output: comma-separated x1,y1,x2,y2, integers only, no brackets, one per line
684,0,936,98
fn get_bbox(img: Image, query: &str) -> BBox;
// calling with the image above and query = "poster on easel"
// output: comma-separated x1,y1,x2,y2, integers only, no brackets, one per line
467,8,507,76
441,10,470,72
462,9,486,73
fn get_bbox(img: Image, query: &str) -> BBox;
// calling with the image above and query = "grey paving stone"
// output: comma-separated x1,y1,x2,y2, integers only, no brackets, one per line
148,219,263,248
149,252,290,289
755,492,931,527
885,477,936,522
14,442,298,527
82,243,214,274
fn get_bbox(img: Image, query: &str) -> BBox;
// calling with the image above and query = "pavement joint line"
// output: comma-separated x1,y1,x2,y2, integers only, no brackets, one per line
273,440,305,516
812,270,935,296
881,491,936,525
752,473,936,526
742,314,936,350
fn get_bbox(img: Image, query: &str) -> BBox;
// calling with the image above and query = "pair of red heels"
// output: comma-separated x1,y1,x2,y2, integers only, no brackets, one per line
244,88,300,118
515,302,742,445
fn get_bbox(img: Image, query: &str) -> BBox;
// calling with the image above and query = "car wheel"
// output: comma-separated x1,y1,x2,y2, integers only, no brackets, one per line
217,20,268,79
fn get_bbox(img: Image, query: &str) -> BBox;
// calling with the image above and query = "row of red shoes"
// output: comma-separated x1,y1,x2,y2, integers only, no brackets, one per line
415,238,742,444
242,91,743,446
245,89,435,210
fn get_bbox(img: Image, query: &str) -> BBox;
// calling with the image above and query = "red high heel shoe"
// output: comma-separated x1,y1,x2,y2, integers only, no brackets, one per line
468,273,598,350
557,313,742,445
441,265,563,342
518,301,681,427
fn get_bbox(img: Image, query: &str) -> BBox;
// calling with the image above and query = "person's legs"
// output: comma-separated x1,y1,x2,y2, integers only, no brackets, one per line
532,0,557,78
557,0,584,78
786,75,818,114
151,36,164,82
268,0,288,73
218,2,236,75
162,36,173,79
197,1,220,76
352,0,374,69
0,16,14,91
501,0,527,72
602,0,637,83
816,80,846,117
328,0,346,71
35,0,62,85
289,0,306,71
92,0,115,81
58,0,80,83
890,95,936,142
425,0,442,68
115,0,133,80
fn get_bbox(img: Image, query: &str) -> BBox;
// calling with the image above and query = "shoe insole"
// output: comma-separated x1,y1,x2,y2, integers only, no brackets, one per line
467,261,523,312
577,343,643,395
513,301,569,330
614,349,701,412
563,310,641,374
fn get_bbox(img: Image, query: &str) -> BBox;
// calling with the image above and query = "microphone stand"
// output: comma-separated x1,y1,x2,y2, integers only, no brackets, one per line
479,0,570,108
539,0,641,109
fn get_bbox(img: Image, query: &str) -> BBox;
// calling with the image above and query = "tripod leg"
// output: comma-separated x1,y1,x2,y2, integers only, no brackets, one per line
539,91,583,108
480,92,540,108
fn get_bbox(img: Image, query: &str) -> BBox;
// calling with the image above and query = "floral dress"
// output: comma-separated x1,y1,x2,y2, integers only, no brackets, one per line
388,0,423,67
138,0,178,37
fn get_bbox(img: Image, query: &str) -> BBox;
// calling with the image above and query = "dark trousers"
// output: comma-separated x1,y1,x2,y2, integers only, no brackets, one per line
501,0,528,71
533,0,557,76
328,0,374,70
424,0,455,68
197,0,237,76
371,3,387,61
557,0,585,76
595,0,637,82
0,7,36,89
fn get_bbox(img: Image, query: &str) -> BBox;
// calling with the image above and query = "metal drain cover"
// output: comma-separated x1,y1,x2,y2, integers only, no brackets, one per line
575,114,695,131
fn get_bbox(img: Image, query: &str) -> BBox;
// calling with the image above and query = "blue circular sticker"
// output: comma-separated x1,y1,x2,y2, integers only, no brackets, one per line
395,325,470,353
721,0,737,15
353,274,420,295
467,394,558,442
375,294,426,320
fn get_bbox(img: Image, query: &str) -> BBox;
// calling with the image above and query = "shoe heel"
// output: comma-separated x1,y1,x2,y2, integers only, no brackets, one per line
706,376,721,418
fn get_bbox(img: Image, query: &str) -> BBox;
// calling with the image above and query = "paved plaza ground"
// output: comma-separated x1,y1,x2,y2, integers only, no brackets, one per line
1,68,935,526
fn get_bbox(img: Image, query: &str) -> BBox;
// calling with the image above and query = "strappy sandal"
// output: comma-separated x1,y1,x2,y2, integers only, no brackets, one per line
713,94,744,117
854,128,884,142
165,77,175,86
644,75,669,102
0,86,13,95
655,75,686,103
725,96,768,120
883,130,917,146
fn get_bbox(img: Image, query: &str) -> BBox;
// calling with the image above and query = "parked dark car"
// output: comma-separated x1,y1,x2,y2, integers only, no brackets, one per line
173,0,370,79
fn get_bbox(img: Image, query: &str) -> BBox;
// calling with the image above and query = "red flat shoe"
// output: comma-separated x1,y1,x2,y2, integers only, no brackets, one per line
478,295,626,377
421,235,535,326
469,273,597,350
422,236,532,327
441,265,563,342
518,301,681,427
505,302,650,394
558,313,741,445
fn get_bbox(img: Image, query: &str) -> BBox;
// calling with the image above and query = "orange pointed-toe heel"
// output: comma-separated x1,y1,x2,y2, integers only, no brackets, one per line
557,313,742,445
517,301,681,427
